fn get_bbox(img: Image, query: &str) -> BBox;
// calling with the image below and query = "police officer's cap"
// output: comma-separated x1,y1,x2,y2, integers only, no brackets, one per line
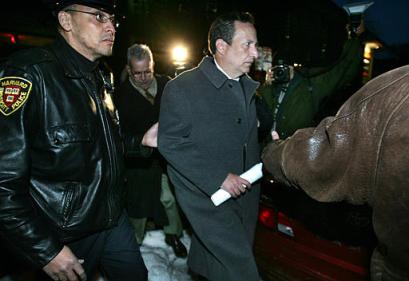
44,0,116,15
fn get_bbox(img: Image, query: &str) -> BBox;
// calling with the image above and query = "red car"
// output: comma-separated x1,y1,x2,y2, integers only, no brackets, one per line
254,180,375,281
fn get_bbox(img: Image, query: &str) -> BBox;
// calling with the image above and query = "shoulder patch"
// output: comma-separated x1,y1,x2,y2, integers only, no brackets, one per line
0,76,32,116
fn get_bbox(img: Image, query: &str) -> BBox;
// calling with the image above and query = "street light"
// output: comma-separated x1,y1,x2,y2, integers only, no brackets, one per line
171,44,189,76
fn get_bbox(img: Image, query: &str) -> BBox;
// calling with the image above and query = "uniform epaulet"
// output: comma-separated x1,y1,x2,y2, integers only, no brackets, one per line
5,47,54,69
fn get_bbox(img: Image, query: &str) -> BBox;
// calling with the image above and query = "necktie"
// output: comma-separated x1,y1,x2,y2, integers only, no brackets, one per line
144,90,155,105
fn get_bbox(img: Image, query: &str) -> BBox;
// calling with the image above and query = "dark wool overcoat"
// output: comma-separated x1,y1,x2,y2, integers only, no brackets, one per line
158,57,261,281
115,75,170,225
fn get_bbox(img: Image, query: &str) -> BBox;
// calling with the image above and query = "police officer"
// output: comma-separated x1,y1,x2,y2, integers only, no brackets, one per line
0,0,147,280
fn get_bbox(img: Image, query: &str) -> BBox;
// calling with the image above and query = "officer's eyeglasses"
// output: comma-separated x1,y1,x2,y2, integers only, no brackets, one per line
65,9,119,28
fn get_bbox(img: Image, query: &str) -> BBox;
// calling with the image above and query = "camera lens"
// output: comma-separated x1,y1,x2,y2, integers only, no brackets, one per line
272,64,290,83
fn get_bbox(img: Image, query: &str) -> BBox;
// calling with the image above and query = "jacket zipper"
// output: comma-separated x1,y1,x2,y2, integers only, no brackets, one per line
81,71,117,225
92,88,117,226
62,187,75,227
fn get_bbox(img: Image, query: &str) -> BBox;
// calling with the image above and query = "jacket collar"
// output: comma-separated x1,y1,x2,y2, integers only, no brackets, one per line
50,34,99,79
198,56,229,89
198,56,260,95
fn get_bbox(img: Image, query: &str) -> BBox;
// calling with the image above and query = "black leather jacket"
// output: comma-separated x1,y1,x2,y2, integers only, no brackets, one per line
0,36,124,268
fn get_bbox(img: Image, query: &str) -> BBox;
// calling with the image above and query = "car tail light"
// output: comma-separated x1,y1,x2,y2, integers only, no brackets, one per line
259,206,295,237
259,207,276,228
0,32,16,44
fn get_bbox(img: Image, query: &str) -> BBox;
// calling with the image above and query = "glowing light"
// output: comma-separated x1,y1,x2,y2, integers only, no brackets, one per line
0,32,16,44
364,41,381,59
258,208,275,228
362,41,382,84
171,44,188,66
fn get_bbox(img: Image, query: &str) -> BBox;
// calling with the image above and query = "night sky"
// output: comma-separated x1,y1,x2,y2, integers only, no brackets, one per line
1,0,408,76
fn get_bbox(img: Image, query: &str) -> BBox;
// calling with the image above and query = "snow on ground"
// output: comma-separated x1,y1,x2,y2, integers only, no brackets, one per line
139,230,194,281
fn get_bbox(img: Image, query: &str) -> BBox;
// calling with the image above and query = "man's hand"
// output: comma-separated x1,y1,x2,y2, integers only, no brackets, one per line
221,173,251,197
43,246,86,281
271,130,280,140
142,122,158,147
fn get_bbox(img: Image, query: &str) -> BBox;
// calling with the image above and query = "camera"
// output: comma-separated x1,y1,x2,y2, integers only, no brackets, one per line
271,60,291,83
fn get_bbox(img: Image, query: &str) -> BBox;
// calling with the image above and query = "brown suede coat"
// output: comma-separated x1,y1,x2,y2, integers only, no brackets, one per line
262,65,409,281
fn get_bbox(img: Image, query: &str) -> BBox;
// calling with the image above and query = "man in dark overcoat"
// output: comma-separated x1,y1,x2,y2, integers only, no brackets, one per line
115,43,187,257
158,12,261,281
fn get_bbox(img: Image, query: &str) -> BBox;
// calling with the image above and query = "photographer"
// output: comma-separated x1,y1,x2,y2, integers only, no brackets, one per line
257,14,373,249
259,34,363,140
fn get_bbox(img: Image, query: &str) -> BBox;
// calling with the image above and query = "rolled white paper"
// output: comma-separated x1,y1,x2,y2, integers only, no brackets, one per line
210,189,231,207
211,163,263,206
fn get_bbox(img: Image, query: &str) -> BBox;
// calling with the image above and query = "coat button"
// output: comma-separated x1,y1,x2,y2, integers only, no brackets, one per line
236,118,242,124
228,83,233,88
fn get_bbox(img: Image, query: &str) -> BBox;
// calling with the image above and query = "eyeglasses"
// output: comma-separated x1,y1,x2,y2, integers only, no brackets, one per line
131,70,153,77
64,9,119,28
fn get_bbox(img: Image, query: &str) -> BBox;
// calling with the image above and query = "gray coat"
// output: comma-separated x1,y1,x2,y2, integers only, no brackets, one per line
158,57,260,281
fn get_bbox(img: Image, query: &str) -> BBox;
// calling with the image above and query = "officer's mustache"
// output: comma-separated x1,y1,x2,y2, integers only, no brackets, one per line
102,35,115,42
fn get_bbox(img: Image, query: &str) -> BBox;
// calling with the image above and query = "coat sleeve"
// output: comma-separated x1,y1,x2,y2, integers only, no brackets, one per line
0,65,63,268
261,114,366,204
158,82,229,196
114,84,153,159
